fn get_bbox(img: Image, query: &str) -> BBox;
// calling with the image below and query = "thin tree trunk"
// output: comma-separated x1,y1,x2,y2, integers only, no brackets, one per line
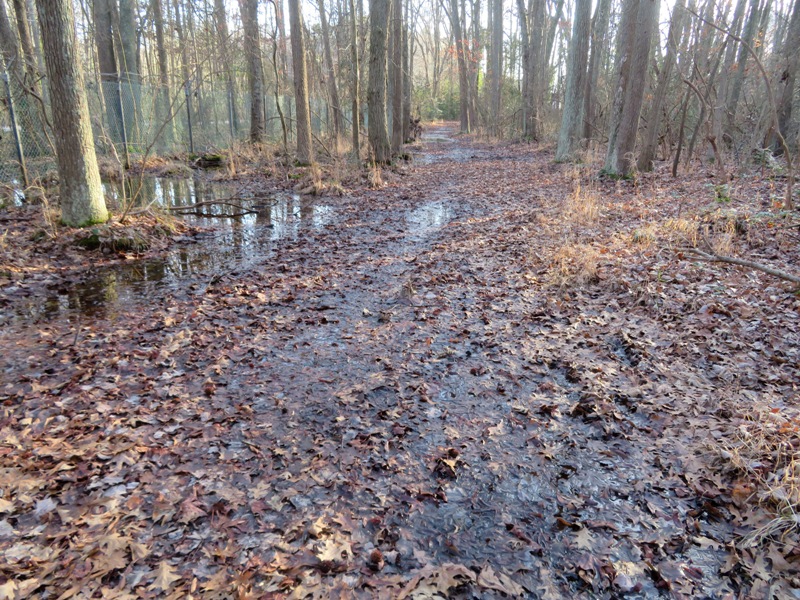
448,0,470,132
402,0,411,141
726,0,761,136
349,0,361,154
638,0,686,171
213,0,239,135
288,0,314,163
555,0,591,160
582,0,611,141
604,0,659,176
489,0,503,135
391,0,403,149
35,0,107,226
153,0,174,148
769,0,800,151
240,0,266,142
318,0,343,142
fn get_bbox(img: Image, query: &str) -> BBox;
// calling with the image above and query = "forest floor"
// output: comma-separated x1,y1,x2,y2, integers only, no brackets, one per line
1,122,800,599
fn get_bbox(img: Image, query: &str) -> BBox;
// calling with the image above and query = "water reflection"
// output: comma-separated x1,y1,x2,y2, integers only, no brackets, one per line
7,177,334,322
406,200,452,238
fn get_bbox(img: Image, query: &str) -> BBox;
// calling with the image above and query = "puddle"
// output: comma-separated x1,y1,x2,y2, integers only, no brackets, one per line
406,200,452,239
4,176,333,322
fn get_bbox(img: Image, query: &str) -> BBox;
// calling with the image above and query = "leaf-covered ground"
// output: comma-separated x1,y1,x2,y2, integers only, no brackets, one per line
2,123,800,599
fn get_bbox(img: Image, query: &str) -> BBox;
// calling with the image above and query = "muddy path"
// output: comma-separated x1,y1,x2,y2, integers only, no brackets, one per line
1,123,798,598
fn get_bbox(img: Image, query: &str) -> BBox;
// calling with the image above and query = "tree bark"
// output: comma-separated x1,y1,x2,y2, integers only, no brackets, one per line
637,0,686,171
489,0,503,135
769,0,800,152
604,0,659,176
726,0,761,137
349,0,361,157
391,0,403,150
318,0,343,141
11,0,37,84
152,0,174,148
288,0,314,163
92,0,124,143
448,0,470,132
349,0,361,154
35,0,108,226
402,0,411,141
368,0,391,161
239,0,266,142
555,0,590,160
581,0,611,141
213,0,239,136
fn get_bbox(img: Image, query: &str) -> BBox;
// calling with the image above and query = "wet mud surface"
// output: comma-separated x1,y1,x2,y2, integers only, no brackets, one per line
1,124,798,598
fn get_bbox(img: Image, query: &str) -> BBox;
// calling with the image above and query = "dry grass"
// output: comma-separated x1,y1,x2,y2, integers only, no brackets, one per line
368,164,385,189
563,175,601,226
716,404,800,546
546,243,601,288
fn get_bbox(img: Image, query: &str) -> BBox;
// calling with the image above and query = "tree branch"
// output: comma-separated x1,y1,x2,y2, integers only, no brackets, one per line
682,247,800,285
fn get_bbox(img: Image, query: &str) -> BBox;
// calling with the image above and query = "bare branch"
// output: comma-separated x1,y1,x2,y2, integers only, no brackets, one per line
682,247,800,286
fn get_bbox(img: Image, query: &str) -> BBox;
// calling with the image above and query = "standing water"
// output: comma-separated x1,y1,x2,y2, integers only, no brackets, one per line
4,176,333,323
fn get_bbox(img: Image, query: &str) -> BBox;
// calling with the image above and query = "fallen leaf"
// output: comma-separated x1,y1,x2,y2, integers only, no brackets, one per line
149,561,182,592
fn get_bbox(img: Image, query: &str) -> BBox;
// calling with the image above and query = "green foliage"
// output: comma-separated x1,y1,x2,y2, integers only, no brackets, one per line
712,184,732,203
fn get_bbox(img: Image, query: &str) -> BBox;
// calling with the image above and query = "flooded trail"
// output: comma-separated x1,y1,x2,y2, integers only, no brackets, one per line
0,124,776,598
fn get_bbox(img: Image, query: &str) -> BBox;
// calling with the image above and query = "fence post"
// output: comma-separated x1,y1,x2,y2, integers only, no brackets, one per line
2,69,29,189
116,78,130,169
185,81,194,154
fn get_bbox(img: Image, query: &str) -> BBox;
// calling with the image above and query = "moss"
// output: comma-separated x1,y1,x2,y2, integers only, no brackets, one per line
29,229,48,243
76,227,149,253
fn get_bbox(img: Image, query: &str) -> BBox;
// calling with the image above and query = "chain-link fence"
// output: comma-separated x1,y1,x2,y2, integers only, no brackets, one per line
1,69,339,190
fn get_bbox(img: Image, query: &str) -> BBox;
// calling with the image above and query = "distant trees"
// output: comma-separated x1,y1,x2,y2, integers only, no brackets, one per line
4,0,800,217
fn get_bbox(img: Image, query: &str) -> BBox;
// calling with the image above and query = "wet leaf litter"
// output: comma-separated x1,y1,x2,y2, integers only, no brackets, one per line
1,123,799,598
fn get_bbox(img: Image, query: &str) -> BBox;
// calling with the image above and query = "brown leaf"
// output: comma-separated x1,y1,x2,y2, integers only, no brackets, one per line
477,565,524,596
149,561,182,592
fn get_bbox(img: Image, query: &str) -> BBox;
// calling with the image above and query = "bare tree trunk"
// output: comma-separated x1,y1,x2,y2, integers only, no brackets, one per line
11,0,37,84
638,0,686,171
768,0,800,152
93,0,123,143
153,0,174,148
117,0,141,144
489,0,503,135
213,0,239,135
0,0,22,82
391,0,403,150
239,0,266,142
318,0,343,142
349,0,361,154
35,0,107,226
402,0,411,141
582,0,611,141
448,0,470,132
368,0,391,161
288,0,314,163
519,0,545,139
604,0,659,176
726,0,760,136
555,0,590,160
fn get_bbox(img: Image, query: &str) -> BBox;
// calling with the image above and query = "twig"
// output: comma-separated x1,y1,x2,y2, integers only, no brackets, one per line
682,247,800,285
167,200,256,212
